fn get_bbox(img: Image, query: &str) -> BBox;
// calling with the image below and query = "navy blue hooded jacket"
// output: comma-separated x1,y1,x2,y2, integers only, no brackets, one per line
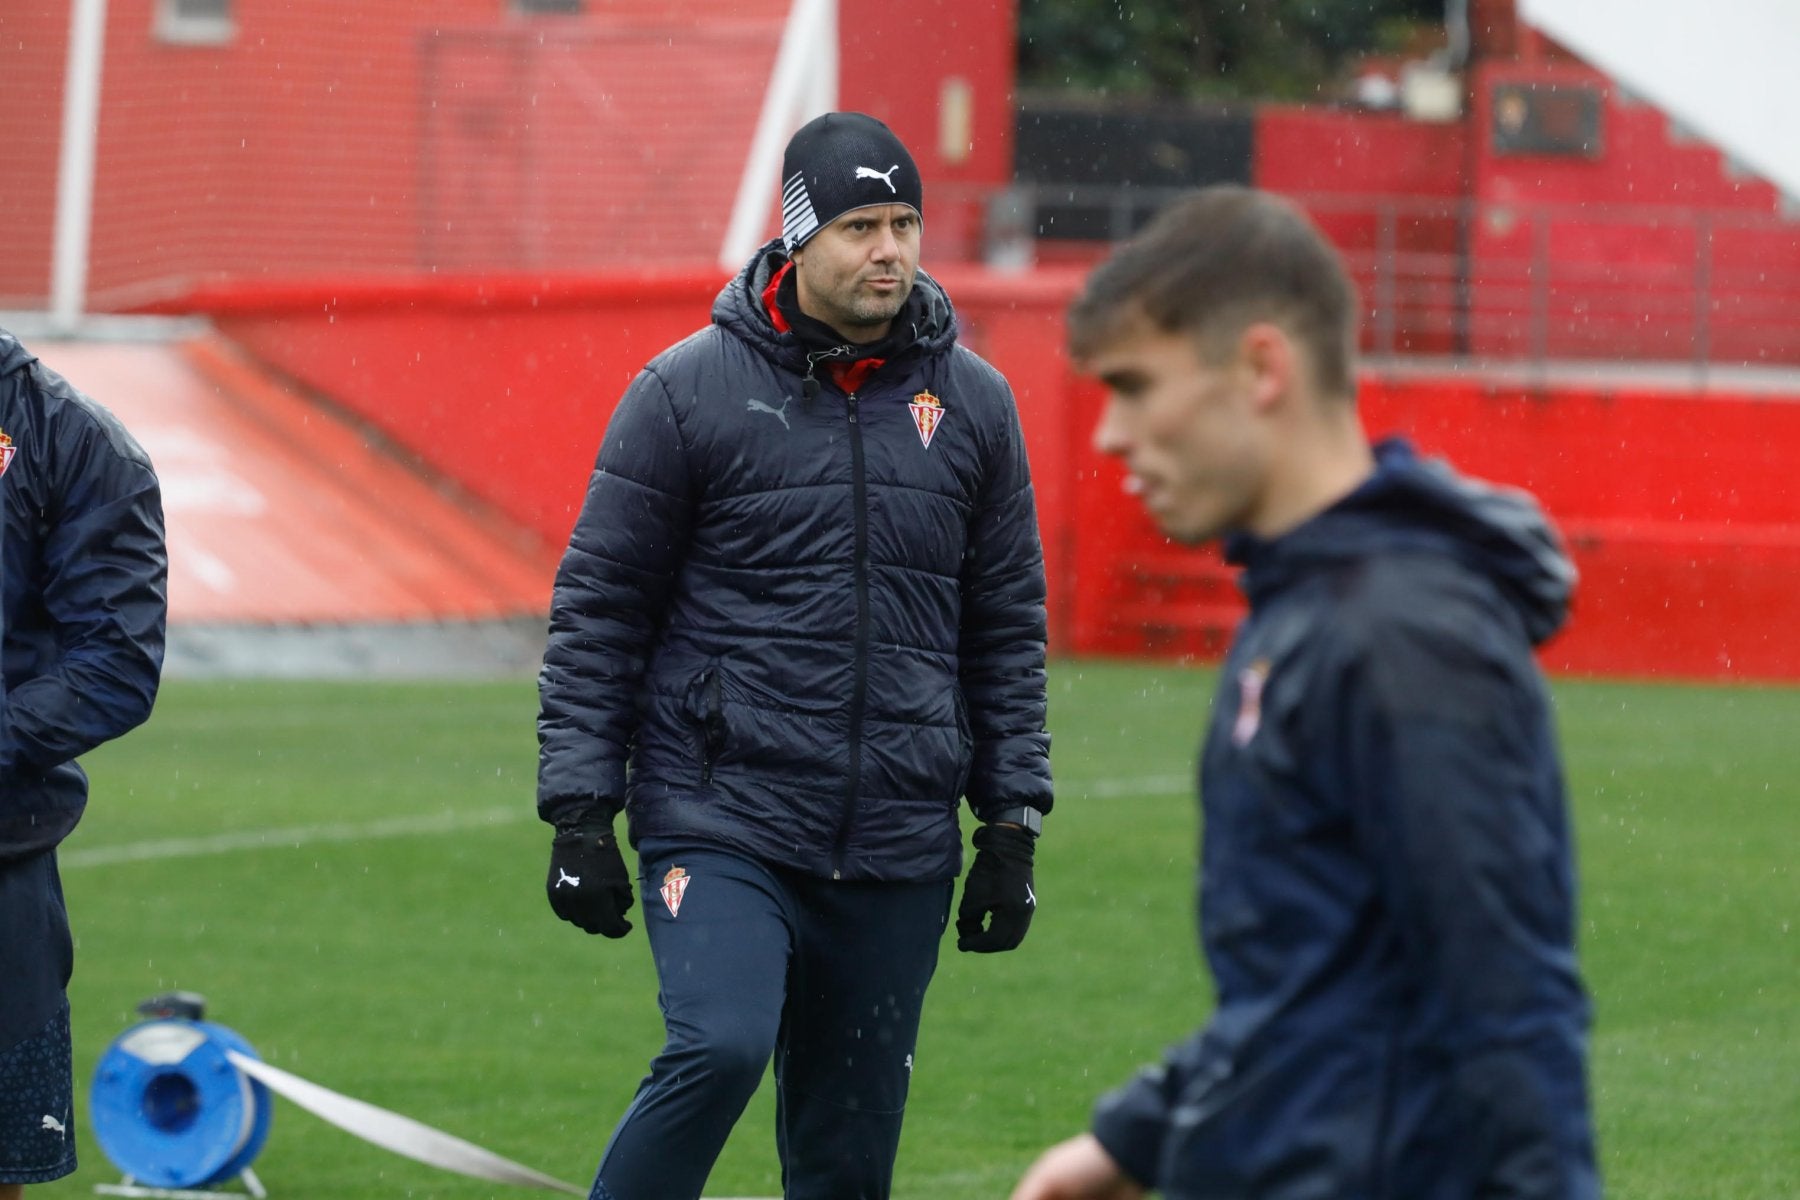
537,242,1052,881
1,329,167,862
1092,440,1598,1199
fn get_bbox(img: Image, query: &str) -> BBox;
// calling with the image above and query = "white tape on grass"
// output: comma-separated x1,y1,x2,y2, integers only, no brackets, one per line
224,1050,584,1195
59,775,1194,872
232,1049,778,1199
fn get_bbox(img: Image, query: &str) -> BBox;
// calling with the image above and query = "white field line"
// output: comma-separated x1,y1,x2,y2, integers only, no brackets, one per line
58,775,1195,871
1076,773,1191,798
59,806,524,869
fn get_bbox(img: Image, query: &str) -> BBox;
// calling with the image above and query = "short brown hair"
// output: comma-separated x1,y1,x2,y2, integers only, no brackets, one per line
1068,186,1358,398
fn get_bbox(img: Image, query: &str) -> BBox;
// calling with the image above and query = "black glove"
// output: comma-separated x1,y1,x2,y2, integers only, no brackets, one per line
547,819,634,937
956,822,1037,953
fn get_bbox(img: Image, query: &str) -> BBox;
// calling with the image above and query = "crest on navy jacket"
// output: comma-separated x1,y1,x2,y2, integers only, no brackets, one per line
1232,658,1270,746
0,428,14,477
908,391,945,448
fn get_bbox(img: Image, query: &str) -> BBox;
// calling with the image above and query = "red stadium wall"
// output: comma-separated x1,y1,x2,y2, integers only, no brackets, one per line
1076,374,1800,681
837,0,1017,261
1254,107,1466,355
0,0,1012,306
1256,106,1466,201
1360,377,1800,680
3,0,505,305
1466,60,1800,365
1254,66,1800,366
184,274,720,545
170,272,1800,683
181,266,1088,647
0,6,64,306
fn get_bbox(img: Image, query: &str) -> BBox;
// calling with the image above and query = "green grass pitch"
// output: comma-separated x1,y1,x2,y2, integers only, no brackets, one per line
31,661,1798,1198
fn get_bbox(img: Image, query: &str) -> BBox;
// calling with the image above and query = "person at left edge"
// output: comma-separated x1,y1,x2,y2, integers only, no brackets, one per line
1,326,168,1198
536,111,1052,1199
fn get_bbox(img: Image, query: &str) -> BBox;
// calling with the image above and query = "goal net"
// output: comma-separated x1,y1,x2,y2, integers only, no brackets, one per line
1,0,815,315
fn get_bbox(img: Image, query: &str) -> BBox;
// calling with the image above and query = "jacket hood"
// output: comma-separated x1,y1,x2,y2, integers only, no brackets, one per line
0,328,34,376
1229,438,1576,645
711,238,959,375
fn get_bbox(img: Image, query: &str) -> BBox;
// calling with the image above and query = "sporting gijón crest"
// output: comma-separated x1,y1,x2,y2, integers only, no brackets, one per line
1233,658,1270,747
661,865,690,918
908,390,945,449
0,429,14,478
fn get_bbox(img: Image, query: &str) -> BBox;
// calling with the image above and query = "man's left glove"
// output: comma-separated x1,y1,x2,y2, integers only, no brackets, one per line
547,819,635,937
956,822,1037,953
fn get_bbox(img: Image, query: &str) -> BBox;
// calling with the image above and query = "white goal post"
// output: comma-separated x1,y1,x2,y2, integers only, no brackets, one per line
718,0,838,272
51,0,110,332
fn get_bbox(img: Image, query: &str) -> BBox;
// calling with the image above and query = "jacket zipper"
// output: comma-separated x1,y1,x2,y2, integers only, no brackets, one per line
698,667,722,784
832,390,871,878
1368,1016,1402,1199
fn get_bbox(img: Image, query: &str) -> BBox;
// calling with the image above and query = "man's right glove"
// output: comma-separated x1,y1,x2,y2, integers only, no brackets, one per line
547,819,634,937
956,822,1037,952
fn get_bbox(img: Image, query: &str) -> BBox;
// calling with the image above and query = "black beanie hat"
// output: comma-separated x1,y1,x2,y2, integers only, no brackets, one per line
781,112,923,252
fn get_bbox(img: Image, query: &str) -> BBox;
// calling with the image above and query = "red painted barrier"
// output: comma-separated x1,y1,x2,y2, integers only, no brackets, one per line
1360,377,1800,679
29,334,556,627
1071,372,1800,681
157,271,1800,681
184,273,719,547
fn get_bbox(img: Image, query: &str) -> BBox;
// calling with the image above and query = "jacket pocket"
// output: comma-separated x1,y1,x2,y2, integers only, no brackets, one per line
686,664,727,783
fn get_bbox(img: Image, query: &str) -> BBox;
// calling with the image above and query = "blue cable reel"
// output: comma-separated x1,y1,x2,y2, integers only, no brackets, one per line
90,994,274,1192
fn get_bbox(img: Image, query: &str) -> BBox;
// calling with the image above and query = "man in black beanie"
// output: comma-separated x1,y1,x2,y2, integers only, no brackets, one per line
538,111,1052,1199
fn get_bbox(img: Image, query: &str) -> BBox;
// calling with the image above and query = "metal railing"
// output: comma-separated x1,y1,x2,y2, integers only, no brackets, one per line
958,184,1800,378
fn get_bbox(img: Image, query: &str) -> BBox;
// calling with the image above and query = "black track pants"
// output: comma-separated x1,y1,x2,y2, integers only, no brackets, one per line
591,841,952,1200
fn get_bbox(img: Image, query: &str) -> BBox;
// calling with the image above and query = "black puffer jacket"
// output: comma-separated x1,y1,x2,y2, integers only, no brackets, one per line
537,242,1052,881
1,328,167,862
1091,440,1595,1199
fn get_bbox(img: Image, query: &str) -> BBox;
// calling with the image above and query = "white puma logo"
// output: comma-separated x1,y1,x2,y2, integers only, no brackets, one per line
747,397,791,429
556,868,581,889
1025,883,1037,908
855,164,900,193
42,1115,66,1135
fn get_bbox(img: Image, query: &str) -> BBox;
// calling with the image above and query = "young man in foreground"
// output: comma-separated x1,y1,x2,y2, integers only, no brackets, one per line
1012,187,1598,1199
